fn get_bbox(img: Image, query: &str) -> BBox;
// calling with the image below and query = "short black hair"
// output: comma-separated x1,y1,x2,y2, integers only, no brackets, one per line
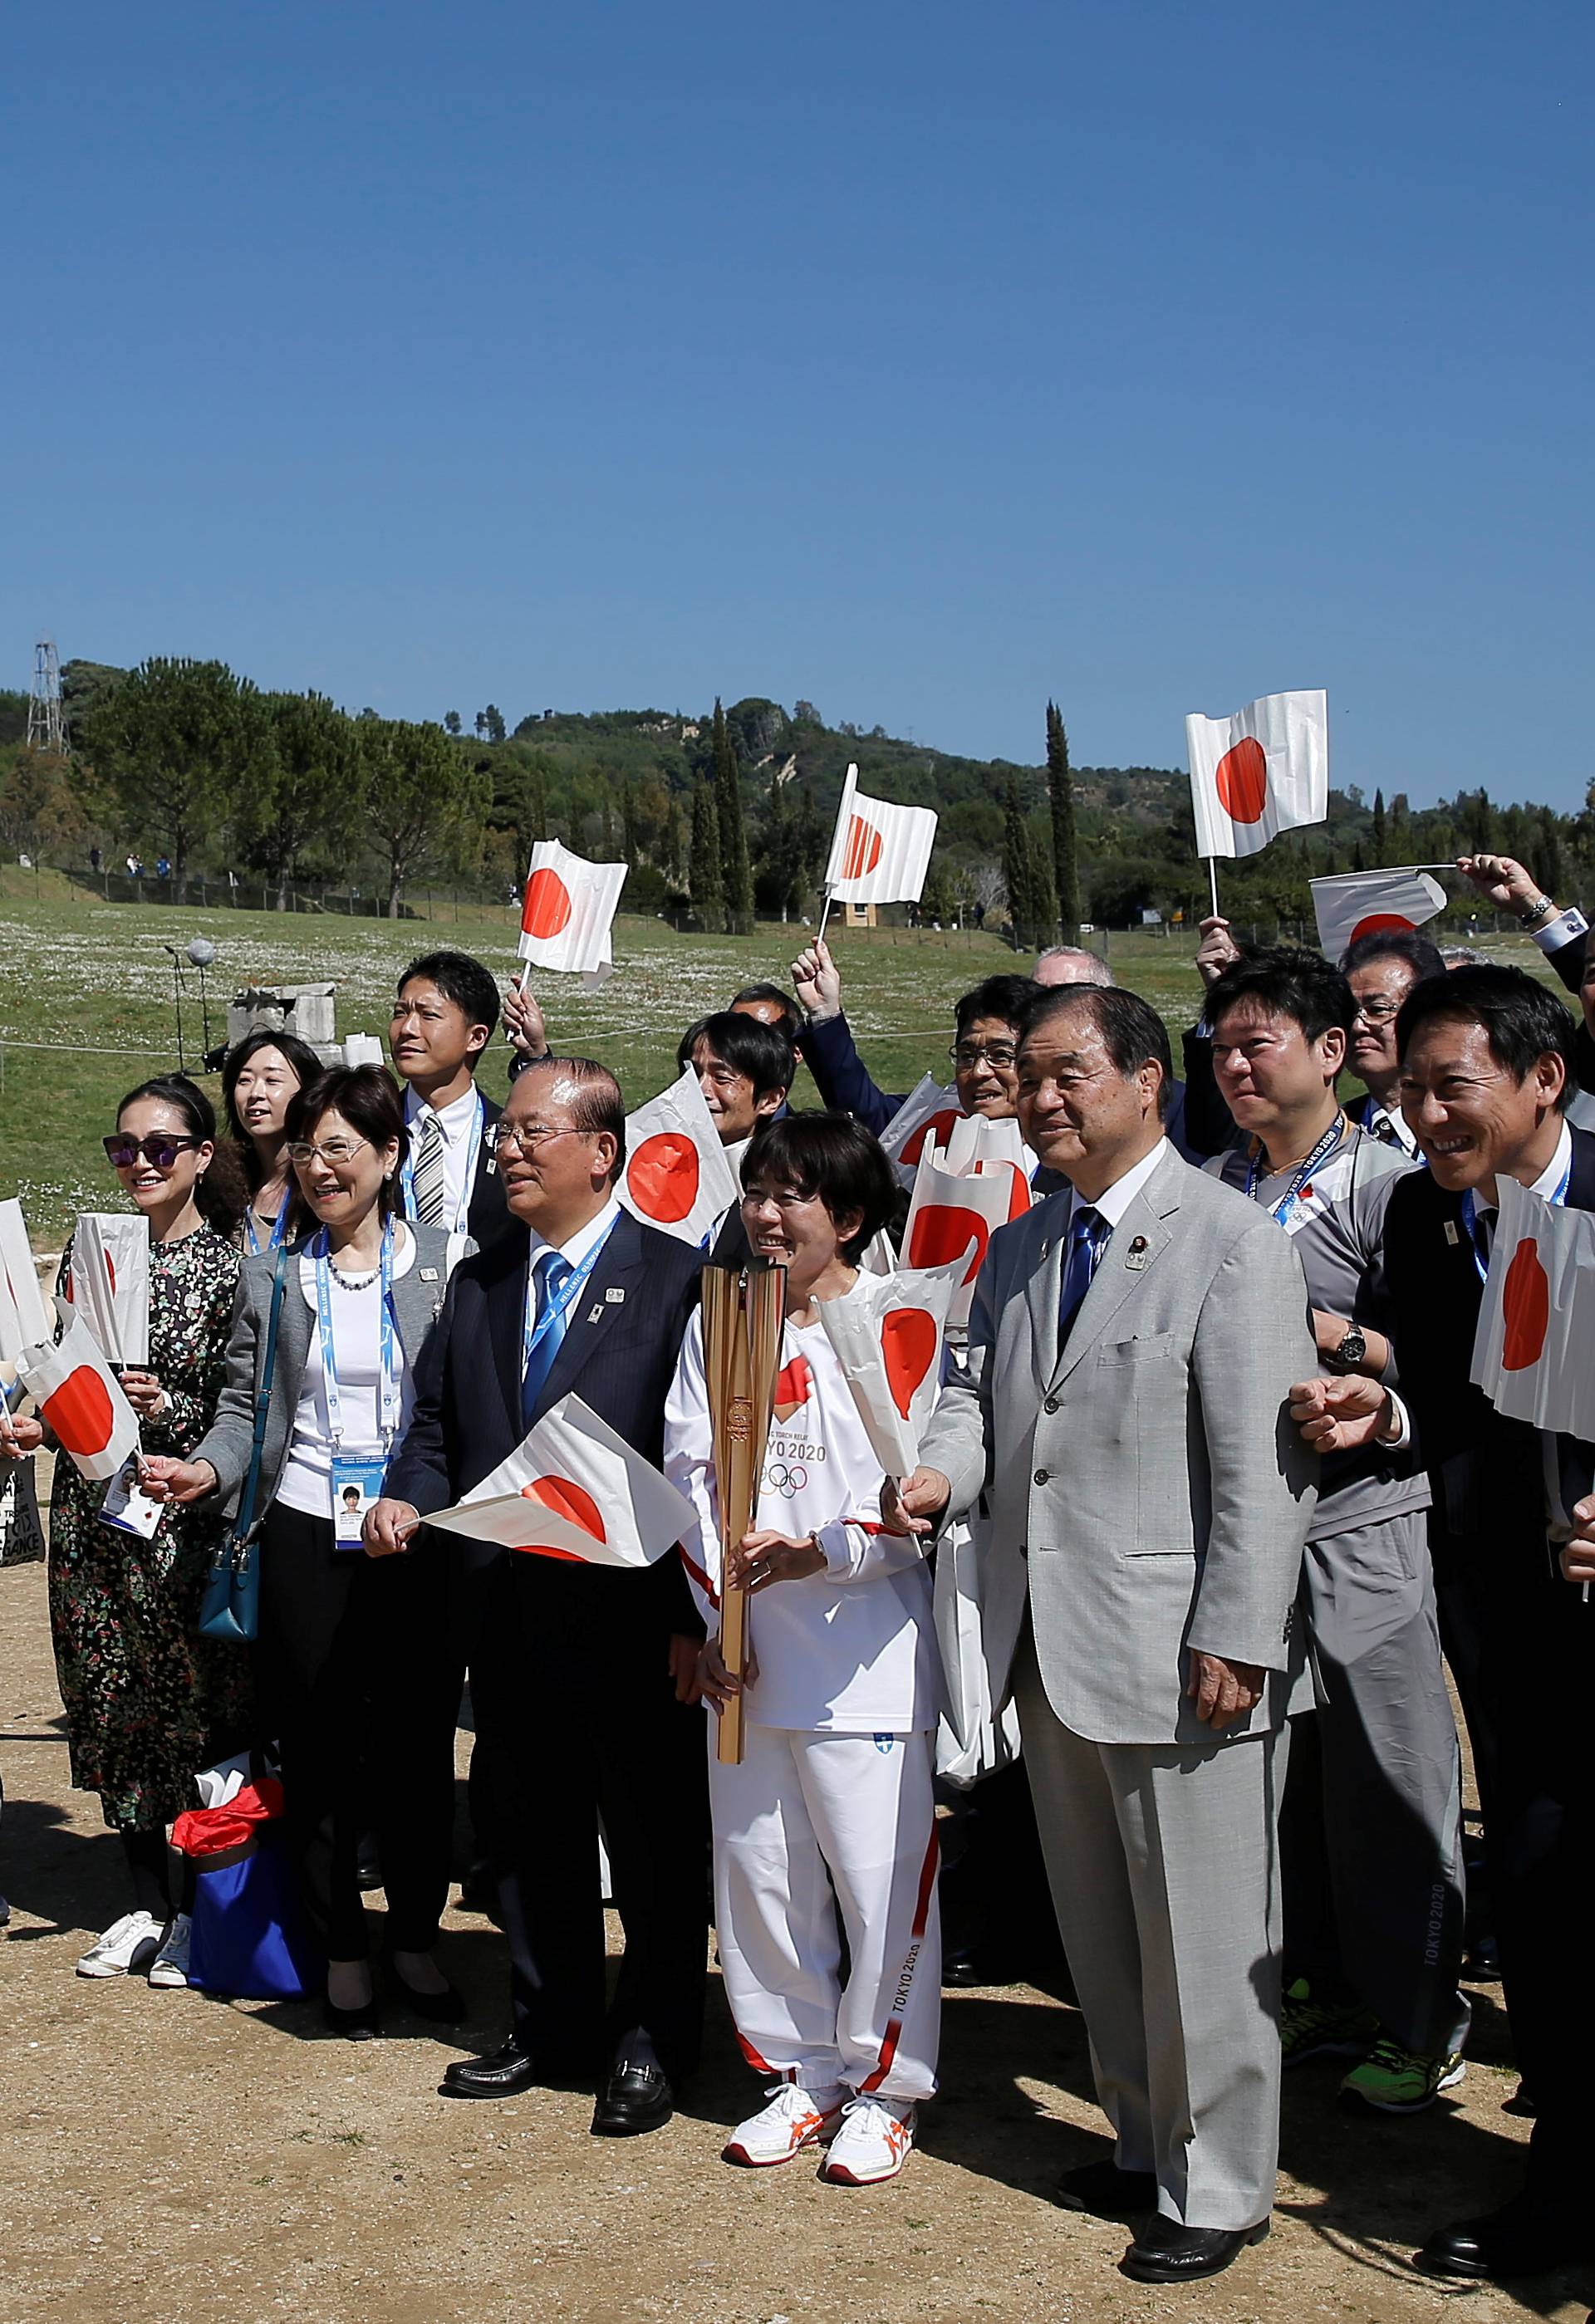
514,1057,627,1184
1205,946,1356,1047
677,1010,794,1100
1340,928,1447,984
287,1065,410,1222
1396,964,1577,1111
396,950,501,1069
954,975,1040,1042
1018,986,1173,1120
730,982,804,1047
740,1112,897,1263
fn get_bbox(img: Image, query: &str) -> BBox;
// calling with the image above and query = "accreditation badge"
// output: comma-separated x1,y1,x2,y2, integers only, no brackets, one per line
331,1455,386,1548
99,1454,164,1541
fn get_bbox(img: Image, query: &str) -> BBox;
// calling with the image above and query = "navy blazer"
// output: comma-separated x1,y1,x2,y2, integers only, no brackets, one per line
386,1204,703,1651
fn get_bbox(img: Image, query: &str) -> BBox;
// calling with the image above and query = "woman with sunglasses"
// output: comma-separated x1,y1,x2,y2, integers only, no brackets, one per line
145,1065,463,2038
221,1027,323,1254
2,1076,251,1986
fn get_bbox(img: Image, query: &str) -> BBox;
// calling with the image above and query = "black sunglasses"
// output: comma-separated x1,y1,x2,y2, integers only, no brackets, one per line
104,1133,202,1170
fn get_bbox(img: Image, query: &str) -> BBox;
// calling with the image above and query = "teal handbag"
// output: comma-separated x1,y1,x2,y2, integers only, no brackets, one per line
198,1247,289,1645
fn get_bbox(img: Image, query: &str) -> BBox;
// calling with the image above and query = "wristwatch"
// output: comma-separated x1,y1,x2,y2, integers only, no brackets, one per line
1517,893,1554,928
1332,1326,1367,1371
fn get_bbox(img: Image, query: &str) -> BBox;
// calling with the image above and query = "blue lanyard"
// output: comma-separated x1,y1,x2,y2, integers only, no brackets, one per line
312,1219,400,1448
1460,1154,1573,1286
521,1228,611,1385
400,1091,484,1234
1244,1116,1347,1227
243,1188,291,1255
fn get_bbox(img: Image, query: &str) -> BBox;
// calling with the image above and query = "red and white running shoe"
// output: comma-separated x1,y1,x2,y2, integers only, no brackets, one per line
722,2082,846,2168
821,2096,916,2185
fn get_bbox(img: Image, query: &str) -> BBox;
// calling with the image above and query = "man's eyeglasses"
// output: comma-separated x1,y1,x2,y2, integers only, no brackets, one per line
1352,998,1401,1025
286,1137,371,1167
488,1122,592,1156
950,1042,1018,1070
104,1134,202,1170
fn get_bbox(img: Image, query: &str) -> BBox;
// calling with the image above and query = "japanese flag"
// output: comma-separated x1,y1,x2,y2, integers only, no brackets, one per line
0,1199,52,1362
69,1215,150,1367
878,1074,967,1191
1470,1179,1595,1439
901,1130,1028,1328
822,764,938,905
1185,689,1328,860
17,1310,140,1483
518,839,627,979
817,1260,963,1477
1311,869,1445,962
618,1067,740,1245
422,1392,695,1567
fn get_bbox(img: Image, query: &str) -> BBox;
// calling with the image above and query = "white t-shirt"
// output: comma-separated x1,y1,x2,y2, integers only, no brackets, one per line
277,1228,420,1518
664,1285,939,1734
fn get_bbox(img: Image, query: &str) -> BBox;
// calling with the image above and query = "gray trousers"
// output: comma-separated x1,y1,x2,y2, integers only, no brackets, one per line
1283,1509,1467,2056
1015,1637,1286,2231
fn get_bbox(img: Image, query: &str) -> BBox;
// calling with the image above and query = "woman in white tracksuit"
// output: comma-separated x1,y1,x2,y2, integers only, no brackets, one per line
665,1112,942,2186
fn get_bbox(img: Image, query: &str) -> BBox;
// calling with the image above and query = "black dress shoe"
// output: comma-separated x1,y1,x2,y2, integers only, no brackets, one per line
440,2035,542,2099
322,1993,382,2042
591,2060,675,2136
384,1955,469,2025
1416,2190,1593,2281
1121,2216,1269,2282
457,1859,498,1915
1053,2159,1159,2218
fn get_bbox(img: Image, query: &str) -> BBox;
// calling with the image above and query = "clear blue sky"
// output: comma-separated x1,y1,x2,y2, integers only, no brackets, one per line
4,2,1591,807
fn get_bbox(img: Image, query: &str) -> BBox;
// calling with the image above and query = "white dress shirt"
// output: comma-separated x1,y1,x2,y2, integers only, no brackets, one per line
404,1082,483,1233
1064,1136,1170,1236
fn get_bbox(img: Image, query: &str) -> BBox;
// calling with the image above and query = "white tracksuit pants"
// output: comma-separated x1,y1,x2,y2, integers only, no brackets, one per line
709,1724,941,2103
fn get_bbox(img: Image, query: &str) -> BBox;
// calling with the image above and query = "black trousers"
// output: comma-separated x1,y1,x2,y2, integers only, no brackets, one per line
253,1503,460,1961
469,1552,709,2081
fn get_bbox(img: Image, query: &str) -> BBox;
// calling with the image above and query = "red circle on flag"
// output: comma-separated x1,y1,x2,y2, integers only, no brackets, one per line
1348,911,1416,948
908,1203,990,1287
520,1474,607,1542
42,1366,117,1459
843,816,883,880
1500,1238,1550,1371
1215,738,1268,825
900,1108,963,1168
996,1160,1030,1223
628,1131,700,1223
881,1307,938,1419
522,868,572,940
773,1354,812,1422
106,1253,117,1293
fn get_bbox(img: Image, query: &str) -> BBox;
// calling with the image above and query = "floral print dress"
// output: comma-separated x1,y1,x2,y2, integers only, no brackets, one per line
47,1223,254,1833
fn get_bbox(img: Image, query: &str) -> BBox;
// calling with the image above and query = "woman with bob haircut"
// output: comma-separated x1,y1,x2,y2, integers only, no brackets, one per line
221,1027,324,1255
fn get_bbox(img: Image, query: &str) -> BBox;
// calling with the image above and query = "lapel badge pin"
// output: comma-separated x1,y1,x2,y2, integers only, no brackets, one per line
1125,1234,1149,1272
586,1304,605,1325
1443,1219,1460,1247
420,1267,439,1282
606,1287,626,1303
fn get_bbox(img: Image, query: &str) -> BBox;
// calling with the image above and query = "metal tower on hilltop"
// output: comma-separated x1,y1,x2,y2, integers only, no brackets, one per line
26,638,67,755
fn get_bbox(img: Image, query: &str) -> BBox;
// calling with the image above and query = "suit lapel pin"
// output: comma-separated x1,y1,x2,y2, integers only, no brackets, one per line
606,1287,626,1303
420,1267,439,1282
1443,1219,1460,1247
1039,1239,1052,1261
586,1303,605,1325
1125,1234,1149,1272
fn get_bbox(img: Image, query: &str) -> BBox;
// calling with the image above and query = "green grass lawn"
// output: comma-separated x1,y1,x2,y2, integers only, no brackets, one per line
0,865,1561,1249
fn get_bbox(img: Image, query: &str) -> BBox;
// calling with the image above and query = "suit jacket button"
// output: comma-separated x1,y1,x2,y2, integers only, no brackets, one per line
1043,1397,1058,1415
1033,1468,1048,1486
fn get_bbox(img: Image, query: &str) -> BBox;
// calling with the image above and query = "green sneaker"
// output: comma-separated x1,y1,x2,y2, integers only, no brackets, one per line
1339,2036,1466,2114
1279,1977,1379,2066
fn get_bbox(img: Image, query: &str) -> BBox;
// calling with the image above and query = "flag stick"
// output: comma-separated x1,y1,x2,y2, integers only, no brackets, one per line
1206,858,1220,919
816,889,834,943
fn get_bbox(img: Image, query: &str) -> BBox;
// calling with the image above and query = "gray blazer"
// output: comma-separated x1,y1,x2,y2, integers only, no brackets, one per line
194,1223,456,1522
919,1145,1318,1747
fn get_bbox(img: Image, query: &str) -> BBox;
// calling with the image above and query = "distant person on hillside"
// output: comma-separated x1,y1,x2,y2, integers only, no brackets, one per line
156,856,171,881
89,845,102,876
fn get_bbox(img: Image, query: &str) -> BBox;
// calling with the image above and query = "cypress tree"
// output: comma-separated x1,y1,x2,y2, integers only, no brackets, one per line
1045,701,1078,944
1004,775,1033,949
1370,787,1386,865
691,772,724,930
711,698,754,934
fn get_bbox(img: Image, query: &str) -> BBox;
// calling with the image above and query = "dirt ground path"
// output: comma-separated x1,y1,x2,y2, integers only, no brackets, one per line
1,1559,1589,2324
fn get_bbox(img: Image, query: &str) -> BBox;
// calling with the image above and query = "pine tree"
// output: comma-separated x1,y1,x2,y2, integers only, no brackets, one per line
711,698,754,934
1045,701,1078,944
1370,787,1386,865
691,772,724,929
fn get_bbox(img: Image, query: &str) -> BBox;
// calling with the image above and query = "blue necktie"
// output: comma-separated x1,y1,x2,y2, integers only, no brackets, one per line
1058,1204,1107,1347
521,1249,573,1426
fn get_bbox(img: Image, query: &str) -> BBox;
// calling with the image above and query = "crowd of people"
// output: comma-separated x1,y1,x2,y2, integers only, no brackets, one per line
3,847,1593,2291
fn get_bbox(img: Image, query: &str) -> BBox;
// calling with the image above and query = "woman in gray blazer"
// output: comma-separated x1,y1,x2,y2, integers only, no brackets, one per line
147,1065,464,2038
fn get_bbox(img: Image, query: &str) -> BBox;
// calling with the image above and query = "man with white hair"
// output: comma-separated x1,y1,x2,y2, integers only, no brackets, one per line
1033,945,1113,988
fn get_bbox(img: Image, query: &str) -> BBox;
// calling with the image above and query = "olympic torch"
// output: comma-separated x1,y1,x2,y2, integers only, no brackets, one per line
700,1257,786,1765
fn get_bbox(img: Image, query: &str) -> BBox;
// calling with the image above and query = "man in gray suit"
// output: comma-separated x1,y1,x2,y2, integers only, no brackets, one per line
889,986,1318,2284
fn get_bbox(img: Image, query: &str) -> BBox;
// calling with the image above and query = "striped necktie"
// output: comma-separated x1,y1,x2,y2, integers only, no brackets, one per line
410,1108,447,1226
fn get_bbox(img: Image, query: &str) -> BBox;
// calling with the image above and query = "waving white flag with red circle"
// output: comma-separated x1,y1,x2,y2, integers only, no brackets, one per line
518,839,627,978
421,1391,695,1566
822,764,939,905
878,1075,966,1189
817,1260,964,1477
1185,689,1328,861
1470,1178,1595,1438
69,1214,150,1367
0,1199,52,1363
901,1126,1030,1328
1310,869,1445,961
617,1067,740,1246
17,1309,140,1482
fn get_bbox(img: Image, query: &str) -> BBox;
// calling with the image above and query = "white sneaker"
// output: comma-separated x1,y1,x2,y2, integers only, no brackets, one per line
722,2081,847,2168
76,1909,163,1978
822,2095,916,2185
147,1913,192,1988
